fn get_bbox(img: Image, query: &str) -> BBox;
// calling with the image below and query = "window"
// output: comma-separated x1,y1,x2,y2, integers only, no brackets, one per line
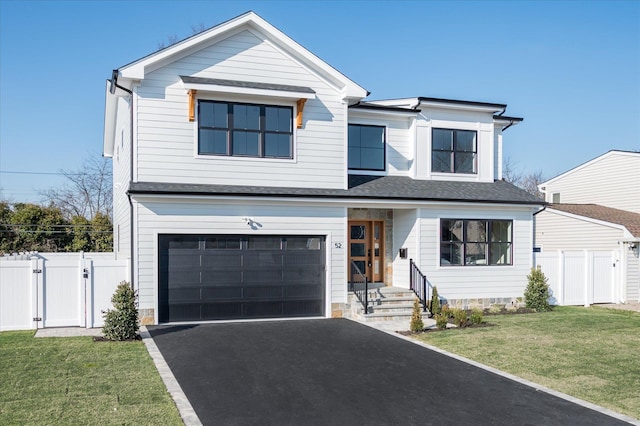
432,128,477,173
552,193,560,203
440,219,512,266
348,124,385,171
198,100,293,159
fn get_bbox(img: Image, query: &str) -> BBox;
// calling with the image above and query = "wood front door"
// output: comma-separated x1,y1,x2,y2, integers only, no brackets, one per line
348,220,384,283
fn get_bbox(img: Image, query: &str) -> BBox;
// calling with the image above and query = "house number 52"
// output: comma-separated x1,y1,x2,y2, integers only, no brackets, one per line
334,243,342,249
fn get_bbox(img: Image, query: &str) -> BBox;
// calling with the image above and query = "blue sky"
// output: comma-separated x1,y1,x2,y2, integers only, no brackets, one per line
1,0,638,203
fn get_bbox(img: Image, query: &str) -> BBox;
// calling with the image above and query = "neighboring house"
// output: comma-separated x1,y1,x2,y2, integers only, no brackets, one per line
103,11,542,325
535,151,640,304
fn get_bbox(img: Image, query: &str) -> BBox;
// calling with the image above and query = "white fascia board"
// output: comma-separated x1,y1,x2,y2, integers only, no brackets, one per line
348,108,418,119
103,81,117,157
181,81,314,100
129,193,539,211
368,98,418,108
117,12,368,100
418,101,503,114
544,208,634,239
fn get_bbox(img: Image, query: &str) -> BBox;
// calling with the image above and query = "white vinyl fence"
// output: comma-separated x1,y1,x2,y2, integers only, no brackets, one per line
0,253,129,331
534,250,619,306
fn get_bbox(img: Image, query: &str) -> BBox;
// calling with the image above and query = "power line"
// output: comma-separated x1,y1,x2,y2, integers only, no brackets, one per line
0,170,82,176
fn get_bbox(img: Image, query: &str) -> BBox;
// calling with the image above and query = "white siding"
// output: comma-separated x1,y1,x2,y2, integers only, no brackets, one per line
135,30,347,190
112,96,132,259
133,199,347,317
418,205,534,301
543,152,640,213
392,209,418,287
534,209,625,252
414,108,496,182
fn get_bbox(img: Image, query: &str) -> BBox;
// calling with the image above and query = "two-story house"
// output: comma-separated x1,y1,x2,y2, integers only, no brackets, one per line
535,150,640,304
103,12,542,325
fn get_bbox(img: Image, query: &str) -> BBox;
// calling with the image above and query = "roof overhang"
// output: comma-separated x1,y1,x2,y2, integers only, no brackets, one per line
179,76,315,100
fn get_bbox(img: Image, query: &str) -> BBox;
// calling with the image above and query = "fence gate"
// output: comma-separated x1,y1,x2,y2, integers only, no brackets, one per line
534,250,617,306
1,253,128,331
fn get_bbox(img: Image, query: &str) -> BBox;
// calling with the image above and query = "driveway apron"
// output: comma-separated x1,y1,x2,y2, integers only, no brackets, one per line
148,319,630,426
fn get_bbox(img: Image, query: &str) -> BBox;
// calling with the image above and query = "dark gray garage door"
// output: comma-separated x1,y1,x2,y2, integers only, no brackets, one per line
158,234,325,322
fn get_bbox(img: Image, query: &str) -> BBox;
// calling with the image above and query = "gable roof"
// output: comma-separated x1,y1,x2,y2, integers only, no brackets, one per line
128,176,544,205
114,11,368,100
546,204,640,238
541,150,640,187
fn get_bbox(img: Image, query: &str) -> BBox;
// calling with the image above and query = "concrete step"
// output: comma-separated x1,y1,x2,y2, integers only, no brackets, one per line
370,302,417,312
360,311,431,322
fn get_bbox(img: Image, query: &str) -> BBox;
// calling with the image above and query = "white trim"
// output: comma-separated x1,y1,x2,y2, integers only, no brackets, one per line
129,193,541,211
182,81,314,100
544,208,635,239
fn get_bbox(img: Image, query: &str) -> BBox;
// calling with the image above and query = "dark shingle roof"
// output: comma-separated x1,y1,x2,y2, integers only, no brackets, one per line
129,175,544,205
179,76,316,94
547,204,640,237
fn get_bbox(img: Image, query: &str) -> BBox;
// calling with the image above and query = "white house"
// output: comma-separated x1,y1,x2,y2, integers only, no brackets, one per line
103,11,542,325
535,150,640,304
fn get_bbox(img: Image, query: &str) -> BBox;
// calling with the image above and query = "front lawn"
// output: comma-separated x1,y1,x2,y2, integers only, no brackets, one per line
0,331,182,425
414,306,640,419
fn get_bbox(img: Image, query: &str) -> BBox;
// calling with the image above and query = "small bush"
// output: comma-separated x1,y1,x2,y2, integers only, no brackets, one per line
429,287,441,316
525,267,552,312
410,299,424,333
452,308,468,328
435,313,448,330
470,308,484,325
441,304,451,318
102,281,139,341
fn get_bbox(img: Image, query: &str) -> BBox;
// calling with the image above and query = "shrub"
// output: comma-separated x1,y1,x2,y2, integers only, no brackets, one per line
429,287,441,316
452,308,468,328
409,298,424,332
102,281,139,341
525,267,552,312
435,313,448,330
441,304,451,318
470,308,484,325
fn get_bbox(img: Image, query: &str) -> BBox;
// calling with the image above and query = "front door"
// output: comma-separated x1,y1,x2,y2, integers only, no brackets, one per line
348,220,384,283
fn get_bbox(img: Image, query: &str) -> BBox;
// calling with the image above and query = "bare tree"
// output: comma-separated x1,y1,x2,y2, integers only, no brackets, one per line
503,156,544,199
40,154,112,220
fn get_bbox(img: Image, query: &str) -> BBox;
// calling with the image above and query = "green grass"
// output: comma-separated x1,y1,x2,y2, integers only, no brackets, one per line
0,331,182,425
414,306,640,419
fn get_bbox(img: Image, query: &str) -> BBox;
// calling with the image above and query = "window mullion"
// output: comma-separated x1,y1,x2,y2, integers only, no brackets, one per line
227,103,233,156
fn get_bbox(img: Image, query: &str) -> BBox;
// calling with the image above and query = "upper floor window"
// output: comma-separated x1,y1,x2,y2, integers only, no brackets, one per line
432,128,477,174
198,100,293,159
348,124,385,171
440,219,512,266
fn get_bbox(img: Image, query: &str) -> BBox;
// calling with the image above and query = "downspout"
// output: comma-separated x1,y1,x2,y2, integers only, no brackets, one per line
501,120,516,132
110,70,136,291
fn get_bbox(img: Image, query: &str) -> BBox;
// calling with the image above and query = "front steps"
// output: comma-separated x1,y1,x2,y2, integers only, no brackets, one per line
348,286,430,322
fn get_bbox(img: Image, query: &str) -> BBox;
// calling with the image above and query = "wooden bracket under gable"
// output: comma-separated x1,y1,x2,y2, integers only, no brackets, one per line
296,98,307,129
188,89,197,122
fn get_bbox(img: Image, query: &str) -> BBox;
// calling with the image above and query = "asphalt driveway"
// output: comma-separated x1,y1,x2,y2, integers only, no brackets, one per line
148,319,630,426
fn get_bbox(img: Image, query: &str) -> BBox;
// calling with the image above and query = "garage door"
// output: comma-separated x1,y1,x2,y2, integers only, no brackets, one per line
158,234,326,322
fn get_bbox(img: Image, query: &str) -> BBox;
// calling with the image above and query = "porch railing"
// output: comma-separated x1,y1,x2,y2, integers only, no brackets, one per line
349,260,369,313
409,258,429,313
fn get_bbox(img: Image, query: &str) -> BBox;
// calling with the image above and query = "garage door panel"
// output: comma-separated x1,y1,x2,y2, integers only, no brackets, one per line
159,234,325,322
201,252,242,268
200,271,243,284
201,286,243,300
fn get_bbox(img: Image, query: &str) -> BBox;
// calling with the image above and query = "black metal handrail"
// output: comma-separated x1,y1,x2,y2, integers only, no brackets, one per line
349,260,369,313
409,258,429,313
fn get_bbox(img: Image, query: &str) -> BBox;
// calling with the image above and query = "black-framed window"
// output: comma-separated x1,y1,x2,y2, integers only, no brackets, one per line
432,128,477,173
198,100,293,159
440,219,512,266
348,124,386,171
